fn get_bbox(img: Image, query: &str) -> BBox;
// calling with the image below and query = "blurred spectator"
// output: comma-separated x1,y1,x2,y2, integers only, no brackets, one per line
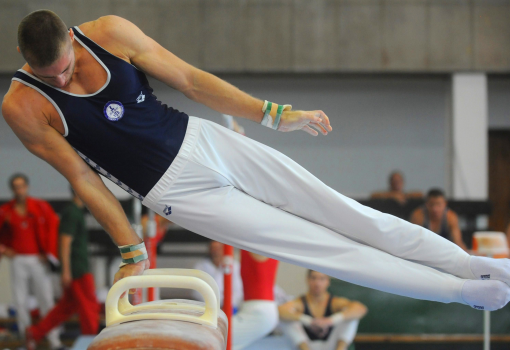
410,188,468,251
27,185,99,350
0,173,61,348
192,241,243,310
279,270,367,350
371,171,423,204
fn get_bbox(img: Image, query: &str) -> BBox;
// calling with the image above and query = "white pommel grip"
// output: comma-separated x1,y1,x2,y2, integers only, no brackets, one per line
105,269,220,328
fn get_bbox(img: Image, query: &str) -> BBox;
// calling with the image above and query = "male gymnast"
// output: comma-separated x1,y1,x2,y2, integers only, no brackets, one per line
3,11,509,314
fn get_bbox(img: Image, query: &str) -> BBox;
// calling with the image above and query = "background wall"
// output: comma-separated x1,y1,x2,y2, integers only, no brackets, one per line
1,0,510,73
488,75,510,129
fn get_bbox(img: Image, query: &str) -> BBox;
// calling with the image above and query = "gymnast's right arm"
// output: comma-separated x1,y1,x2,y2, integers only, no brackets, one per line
1,94,149,281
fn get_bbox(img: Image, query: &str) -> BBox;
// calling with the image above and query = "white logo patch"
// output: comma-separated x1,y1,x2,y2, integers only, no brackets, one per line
103,101,124,121
136,91,145,104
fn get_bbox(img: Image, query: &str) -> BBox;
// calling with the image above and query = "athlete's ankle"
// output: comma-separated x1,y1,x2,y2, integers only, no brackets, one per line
470,256,510,286
461,279,510,311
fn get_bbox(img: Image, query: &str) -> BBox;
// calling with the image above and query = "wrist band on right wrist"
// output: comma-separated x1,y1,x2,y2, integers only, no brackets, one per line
260,100,292,130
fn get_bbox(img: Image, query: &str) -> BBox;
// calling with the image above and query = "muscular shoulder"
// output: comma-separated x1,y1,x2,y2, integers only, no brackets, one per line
2,85,50,135
3,79,48,112
78,16,147,60
3,85,36,125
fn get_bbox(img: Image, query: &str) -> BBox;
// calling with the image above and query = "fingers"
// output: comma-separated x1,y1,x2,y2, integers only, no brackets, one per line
315,110,332,131
301,125,318,136
113,259,150,297
309,122,328,135
309,111,333,132
306,111,331,135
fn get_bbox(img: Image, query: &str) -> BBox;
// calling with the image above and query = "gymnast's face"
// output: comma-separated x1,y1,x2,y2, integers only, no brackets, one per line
307,271,330,296
31,43,76,89
426,196,447,220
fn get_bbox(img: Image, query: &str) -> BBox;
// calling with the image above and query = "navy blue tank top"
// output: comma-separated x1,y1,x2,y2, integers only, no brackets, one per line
12,27,189,200
301,294,334,341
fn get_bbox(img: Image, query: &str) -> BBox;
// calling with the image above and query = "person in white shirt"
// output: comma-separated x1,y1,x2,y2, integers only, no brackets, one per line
193,241,244,310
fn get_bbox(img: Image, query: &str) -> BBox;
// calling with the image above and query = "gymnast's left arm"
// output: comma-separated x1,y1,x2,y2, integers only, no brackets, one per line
98,16,332,136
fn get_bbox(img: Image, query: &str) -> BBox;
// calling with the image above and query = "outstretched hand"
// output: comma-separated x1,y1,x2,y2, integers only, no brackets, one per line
278,110,332,136
113,259,150,296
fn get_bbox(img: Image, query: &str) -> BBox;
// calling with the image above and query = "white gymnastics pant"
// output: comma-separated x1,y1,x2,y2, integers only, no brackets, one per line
143,117,475,304
232,300,279,350
11,255,61,347
281,319,359,350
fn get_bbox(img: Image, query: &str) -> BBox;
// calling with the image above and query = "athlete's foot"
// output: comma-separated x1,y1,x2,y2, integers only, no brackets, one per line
470,256,510,286
461,280,510,311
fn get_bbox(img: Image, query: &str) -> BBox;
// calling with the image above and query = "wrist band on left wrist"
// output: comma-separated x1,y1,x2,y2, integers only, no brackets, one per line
119,242,148,266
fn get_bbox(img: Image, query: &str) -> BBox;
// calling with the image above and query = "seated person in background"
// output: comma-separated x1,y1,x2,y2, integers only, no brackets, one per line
192,241,243,311
371,171,423,205
411,188,468,251
279,270,367,350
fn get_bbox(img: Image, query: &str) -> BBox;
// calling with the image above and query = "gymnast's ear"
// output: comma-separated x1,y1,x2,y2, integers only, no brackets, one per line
68,28,75,42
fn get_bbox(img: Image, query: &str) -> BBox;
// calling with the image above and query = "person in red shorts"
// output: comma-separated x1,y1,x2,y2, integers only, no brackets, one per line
0,173,61,349
233,250,279,350
26,186,99,350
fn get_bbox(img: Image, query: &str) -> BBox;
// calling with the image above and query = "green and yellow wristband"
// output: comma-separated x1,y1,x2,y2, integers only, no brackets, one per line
260,100,292,130
118,242,148,268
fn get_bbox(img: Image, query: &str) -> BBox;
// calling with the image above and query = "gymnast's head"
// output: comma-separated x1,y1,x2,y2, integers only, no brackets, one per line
307,270,331,296
17,10,75,88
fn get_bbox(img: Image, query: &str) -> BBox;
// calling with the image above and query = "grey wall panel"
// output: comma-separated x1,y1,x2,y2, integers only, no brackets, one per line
429,2,472,70
474,3,510,71
202,0,246,71
292,0,338,71
0,1,28,72
337,2,383,71
244,0,293,71
488,76,510,129
382,2,428,70
0,0,509,73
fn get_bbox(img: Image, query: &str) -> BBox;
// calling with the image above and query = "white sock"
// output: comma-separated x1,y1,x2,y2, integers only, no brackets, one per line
470,256,510,285
461,280,510,311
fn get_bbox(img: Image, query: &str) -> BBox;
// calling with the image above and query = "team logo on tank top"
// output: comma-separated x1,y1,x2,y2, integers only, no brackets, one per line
103,101,125,121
